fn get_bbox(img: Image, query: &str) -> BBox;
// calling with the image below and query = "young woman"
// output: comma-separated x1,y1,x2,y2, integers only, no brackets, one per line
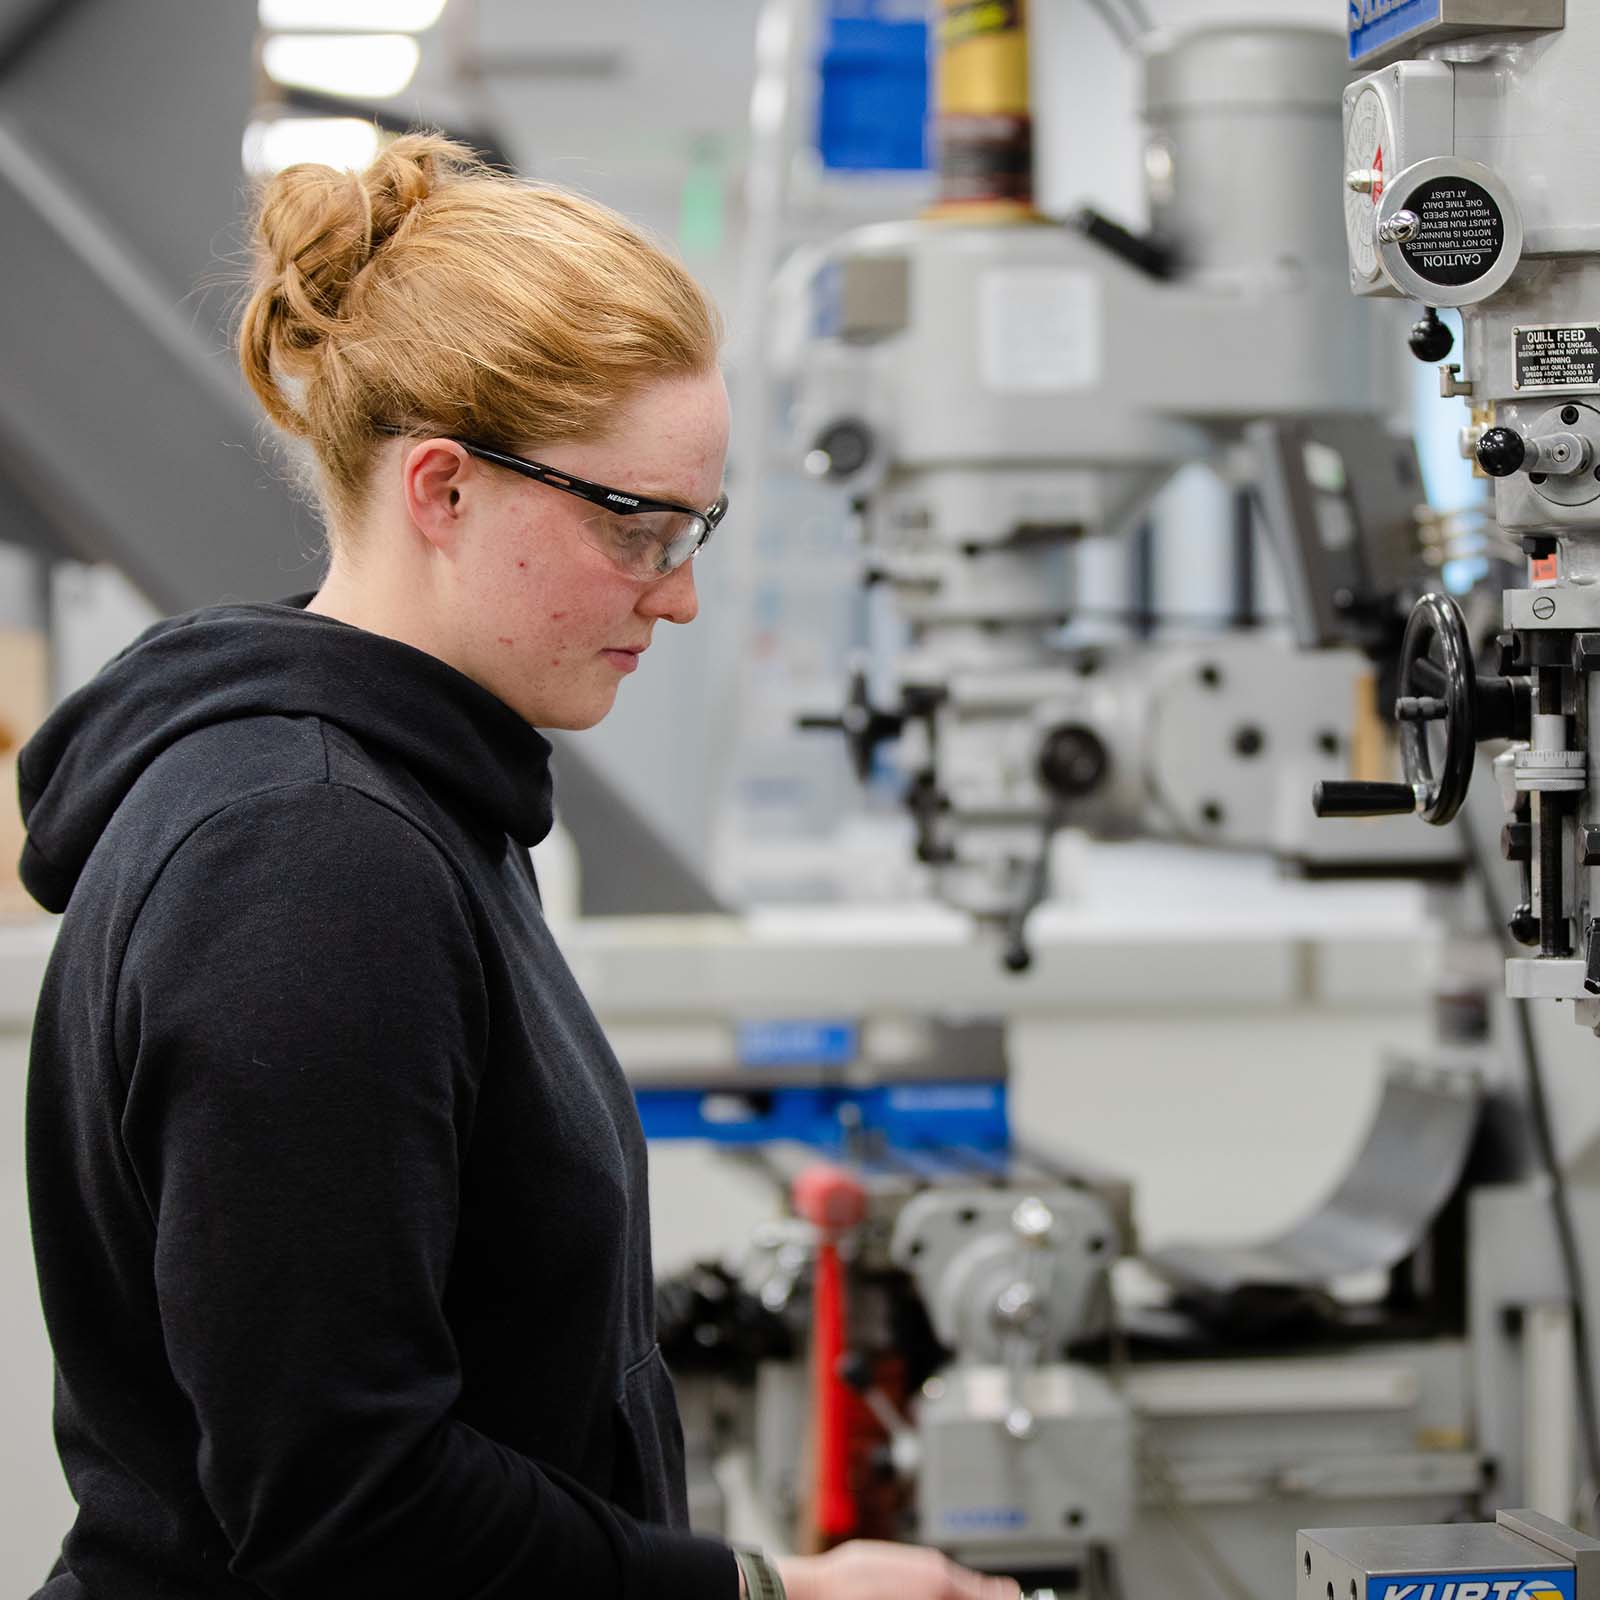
18,137,1019,1600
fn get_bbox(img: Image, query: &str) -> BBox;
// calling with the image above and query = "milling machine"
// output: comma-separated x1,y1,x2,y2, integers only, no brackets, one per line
652,10,1543,1599
793,10,1459,968
1302,0,1600,1592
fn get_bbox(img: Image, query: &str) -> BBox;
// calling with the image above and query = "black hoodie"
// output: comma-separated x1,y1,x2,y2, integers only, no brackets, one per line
17,600,737,1600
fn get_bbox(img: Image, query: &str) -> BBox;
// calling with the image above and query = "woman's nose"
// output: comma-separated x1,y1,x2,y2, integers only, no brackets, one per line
640,559,698,625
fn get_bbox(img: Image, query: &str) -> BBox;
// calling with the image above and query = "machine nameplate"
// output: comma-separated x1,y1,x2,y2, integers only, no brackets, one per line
1348,0,1565,67
1366,1573,1573,1600
1400,179,1505,289
1515,325,1600,393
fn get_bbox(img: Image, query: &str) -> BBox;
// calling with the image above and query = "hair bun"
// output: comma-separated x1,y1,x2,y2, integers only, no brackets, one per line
240,132,478,433
361,132,476,256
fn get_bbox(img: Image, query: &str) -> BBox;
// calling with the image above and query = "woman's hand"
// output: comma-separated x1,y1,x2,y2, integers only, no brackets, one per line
775,1540,1023,1600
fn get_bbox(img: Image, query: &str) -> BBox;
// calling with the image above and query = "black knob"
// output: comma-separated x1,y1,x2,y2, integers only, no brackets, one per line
1312,780,1417,818
808,419,875,481
1502,822,1532,864
1477,428,1528,478
1509,904,1540,947
1037,725,1110,799
1409,309,1455,364
835,1351,874,1392
1002,942,1033,974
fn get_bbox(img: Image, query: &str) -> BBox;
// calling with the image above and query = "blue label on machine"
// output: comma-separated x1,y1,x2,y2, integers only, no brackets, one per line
1348,0,1440,61
940,1506,1028,1533
886,1084,1002,1115
736,1019,859,1068
1367,1574,1574,1600
635,1079,1009,1150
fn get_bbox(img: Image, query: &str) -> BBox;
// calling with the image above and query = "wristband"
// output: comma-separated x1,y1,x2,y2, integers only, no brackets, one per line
733,1546,787,1600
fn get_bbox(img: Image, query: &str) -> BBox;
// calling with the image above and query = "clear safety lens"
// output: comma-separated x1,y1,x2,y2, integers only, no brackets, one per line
581,510,706,580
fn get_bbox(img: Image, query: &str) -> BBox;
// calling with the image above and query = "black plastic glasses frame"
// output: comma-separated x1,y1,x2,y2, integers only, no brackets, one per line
453,438,728,572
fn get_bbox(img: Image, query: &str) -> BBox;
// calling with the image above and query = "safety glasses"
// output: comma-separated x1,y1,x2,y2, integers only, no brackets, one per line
454,438,728,581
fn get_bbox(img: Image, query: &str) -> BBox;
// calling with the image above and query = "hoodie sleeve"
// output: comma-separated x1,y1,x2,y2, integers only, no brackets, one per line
115,780,738,1600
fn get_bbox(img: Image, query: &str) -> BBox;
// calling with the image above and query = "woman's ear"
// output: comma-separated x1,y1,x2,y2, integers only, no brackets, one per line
402,439,476,553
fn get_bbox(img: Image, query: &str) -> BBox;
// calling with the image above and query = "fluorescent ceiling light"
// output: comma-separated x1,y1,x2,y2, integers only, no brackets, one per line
243,117,383,176
259,0,446,31
263,33,421,99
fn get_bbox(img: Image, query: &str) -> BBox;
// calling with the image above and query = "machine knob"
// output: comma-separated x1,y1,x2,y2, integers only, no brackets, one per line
1408,310,1455,365
1477,428,1528,478
804,418,875,482
1036,724,1110,799
1312,780,1417,818
1377,210,1421,244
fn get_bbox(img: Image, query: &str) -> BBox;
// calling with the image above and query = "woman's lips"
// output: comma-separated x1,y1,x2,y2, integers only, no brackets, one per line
601,648,640,673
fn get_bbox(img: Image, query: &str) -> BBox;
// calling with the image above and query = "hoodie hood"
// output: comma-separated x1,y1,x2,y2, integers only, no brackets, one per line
18,598,554,913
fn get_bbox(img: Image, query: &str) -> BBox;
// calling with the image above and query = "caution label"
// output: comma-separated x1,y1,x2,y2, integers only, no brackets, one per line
1516,324,1600,392
1398,178,1505,288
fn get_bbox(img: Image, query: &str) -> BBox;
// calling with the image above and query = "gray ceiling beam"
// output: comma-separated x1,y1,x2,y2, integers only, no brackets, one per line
0,118,322,611
0,0,79,80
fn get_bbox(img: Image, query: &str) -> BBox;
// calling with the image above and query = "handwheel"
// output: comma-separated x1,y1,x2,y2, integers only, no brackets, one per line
1395,592,1477,825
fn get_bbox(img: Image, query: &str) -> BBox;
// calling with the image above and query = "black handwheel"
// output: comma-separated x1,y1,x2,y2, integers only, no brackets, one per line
1396,592,1477,825
796,667,904,783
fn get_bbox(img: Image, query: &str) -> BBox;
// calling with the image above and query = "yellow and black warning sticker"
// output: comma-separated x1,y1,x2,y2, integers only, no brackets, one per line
940,0,1023,48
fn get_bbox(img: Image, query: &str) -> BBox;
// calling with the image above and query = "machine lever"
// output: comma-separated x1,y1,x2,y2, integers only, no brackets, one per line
1312,780,1417,818
797,666,906,783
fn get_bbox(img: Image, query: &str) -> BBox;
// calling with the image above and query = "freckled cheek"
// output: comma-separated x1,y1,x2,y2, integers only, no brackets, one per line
546,615,572,666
